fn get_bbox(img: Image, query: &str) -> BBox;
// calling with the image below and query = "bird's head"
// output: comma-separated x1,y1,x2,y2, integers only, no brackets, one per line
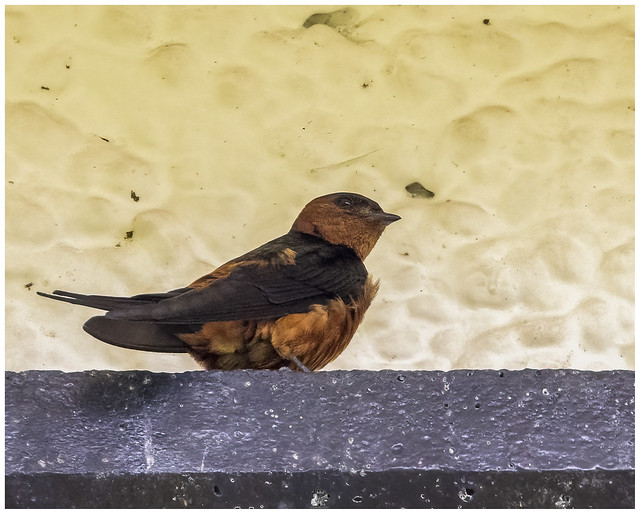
291,192,401,260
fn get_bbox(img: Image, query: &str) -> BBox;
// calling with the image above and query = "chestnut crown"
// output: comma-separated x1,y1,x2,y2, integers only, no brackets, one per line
291,192,400,260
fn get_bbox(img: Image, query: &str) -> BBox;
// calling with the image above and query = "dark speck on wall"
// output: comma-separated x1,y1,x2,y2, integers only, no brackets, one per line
405,182,435,198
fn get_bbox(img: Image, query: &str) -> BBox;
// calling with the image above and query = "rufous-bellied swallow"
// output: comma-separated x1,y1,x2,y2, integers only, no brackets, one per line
38,192,400,372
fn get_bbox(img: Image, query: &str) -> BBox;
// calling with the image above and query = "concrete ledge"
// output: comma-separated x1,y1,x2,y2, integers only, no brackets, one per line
5,369,634,508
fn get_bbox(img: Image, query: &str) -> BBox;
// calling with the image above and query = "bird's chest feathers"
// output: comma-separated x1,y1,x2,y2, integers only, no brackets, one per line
271,275,379,370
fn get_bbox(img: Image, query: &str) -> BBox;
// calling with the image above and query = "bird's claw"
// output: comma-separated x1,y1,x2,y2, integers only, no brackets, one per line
290,355,312,373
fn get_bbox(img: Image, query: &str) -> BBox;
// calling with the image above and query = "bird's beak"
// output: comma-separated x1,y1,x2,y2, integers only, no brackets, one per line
374,211,402,225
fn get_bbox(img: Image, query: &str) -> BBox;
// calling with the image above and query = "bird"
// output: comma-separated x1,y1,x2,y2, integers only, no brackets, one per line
38,192,400,372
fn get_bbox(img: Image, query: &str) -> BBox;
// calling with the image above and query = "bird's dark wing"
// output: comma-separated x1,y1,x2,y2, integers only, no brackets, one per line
38,232,368,325
105,241,367,323
36,288,191,311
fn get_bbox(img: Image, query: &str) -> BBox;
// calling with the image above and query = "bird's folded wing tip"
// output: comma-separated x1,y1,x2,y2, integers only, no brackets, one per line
104,310,125,319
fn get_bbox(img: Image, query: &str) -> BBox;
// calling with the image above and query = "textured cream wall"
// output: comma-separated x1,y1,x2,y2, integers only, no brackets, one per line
5,5,634,371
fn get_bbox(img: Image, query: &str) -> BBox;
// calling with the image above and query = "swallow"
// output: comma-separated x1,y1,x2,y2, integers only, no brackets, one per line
38,192,400,372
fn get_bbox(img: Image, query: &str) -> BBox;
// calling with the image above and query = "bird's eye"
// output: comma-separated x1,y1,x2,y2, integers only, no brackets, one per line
336,196,353,207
